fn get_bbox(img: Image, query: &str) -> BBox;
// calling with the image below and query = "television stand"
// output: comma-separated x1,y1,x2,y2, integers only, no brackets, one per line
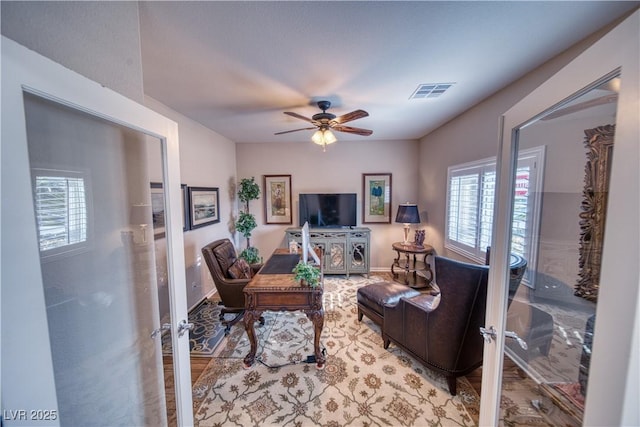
285,227,370,277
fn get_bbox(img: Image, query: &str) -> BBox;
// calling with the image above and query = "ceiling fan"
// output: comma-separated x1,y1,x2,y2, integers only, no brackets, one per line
275,100,372,150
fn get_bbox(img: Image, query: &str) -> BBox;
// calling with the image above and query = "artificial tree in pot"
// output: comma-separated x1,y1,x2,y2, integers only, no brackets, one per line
236,177,261,264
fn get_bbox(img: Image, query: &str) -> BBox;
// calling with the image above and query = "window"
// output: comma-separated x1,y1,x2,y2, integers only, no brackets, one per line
33,169,89,256
446,147,545,286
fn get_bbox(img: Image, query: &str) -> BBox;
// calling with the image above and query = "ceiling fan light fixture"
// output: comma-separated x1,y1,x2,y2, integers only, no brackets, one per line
276,100,371,145
312,128,337,147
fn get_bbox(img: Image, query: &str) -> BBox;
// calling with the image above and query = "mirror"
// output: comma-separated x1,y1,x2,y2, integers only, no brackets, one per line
575,123,614,302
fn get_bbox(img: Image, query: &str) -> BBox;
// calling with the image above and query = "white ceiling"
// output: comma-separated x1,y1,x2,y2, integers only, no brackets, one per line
138,1,637,144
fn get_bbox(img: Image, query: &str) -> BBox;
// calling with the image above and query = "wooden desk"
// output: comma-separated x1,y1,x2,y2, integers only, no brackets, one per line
243,249,325,369
391,242,435,288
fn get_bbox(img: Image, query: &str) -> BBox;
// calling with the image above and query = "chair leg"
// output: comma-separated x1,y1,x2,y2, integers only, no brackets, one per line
357,308,363,322
220,309,244,335
446,376,457,395
539,339,552,357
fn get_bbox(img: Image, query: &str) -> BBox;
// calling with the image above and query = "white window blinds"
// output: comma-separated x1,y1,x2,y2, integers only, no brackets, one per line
447,173,479,248
34,172,88,253
445,146,545,286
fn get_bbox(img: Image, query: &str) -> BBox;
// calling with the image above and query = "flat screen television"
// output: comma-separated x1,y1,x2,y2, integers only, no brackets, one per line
299,193,357,228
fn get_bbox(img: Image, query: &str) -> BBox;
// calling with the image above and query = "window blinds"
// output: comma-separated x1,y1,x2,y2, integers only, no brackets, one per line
34,175,87,251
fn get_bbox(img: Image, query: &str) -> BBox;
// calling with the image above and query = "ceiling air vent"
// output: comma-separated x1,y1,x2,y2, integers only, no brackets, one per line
410,83,455,99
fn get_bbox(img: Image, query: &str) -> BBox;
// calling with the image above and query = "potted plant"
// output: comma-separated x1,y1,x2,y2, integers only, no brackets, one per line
239,246,260,265
237,177,261,264
292,261,322,287
235,211,257,241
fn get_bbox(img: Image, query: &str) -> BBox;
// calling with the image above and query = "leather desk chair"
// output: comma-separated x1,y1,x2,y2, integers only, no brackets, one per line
201,239,262,335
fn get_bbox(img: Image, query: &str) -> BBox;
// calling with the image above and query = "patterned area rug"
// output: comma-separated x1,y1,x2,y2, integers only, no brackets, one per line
499,300,592,426
525,301,591,384
162,299,227,357
191,275,478,426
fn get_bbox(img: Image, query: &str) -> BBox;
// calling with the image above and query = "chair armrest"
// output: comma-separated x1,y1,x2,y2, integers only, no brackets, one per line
218,276,252,287
383,293,441,344
404,293,441,313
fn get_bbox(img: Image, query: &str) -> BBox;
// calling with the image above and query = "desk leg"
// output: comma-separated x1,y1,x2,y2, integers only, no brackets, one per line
243,310,262,368
307,309,326,370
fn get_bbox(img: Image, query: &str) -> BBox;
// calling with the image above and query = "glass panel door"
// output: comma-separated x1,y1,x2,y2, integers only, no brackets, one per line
2,36,192,426
23,93,170,426
499,76,616,426
479,12,638,425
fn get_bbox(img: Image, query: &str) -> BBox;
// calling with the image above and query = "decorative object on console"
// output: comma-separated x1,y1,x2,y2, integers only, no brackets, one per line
274,100,373,152
130,203,151,244
395,203,421,245
188,186,220,229
362,173,392,223
264,175,292,224
414,229,426,247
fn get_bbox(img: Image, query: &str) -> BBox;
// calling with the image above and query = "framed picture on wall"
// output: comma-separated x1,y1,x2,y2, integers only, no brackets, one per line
150,182,190,239
362,173,392,223
264,174,292,224
188,186,220,229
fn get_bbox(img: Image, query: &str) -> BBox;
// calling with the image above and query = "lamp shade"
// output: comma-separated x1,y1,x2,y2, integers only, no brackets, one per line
311,128,337,146
130,203,151,225
395,203,420,224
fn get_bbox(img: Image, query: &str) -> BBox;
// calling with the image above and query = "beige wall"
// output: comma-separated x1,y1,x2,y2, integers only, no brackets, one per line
236,139,419,270
0,1,238,311
521,115,615,291
144,96,239,310
417,22,616,262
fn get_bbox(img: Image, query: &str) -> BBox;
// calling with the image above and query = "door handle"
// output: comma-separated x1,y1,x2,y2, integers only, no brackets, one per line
178,319,194,337
505,330,528,350
150,323,171,339
480,326,497,343
479,326,528,350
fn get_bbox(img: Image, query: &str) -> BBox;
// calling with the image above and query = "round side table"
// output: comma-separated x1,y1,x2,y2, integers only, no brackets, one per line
391,242,435,288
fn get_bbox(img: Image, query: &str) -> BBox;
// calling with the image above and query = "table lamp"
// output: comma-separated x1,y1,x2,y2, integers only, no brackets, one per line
130,203,151,243
395,203,421,245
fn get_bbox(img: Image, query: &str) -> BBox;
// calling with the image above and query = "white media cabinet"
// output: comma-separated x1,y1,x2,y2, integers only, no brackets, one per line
285,227,370,277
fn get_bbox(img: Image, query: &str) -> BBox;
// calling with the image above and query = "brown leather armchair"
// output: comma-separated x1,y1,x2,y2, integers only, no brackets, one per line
201,239,262,335
382,256,490,395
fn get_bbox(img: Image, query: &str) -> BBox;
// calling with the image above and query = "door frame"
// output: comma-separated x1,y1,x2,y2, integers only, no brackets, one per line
1,36,193,425
479,10,639,426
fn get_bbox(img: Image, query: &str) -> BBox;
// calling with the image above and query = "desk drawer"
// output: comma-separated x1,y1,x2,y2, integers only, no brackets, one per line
254,292,312,308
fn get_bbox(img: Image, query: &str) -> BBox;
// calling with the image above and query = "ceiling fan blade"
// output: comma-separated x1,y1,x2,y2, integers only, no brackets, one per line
542,94,617,121
274,127,317,135
331,124,373,136
332,109,369,124
283,111,314,123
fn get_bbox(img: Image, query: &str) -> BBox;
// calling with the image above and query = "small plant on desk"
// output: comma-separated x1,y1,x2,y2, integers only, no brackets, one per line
292,262,321,287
